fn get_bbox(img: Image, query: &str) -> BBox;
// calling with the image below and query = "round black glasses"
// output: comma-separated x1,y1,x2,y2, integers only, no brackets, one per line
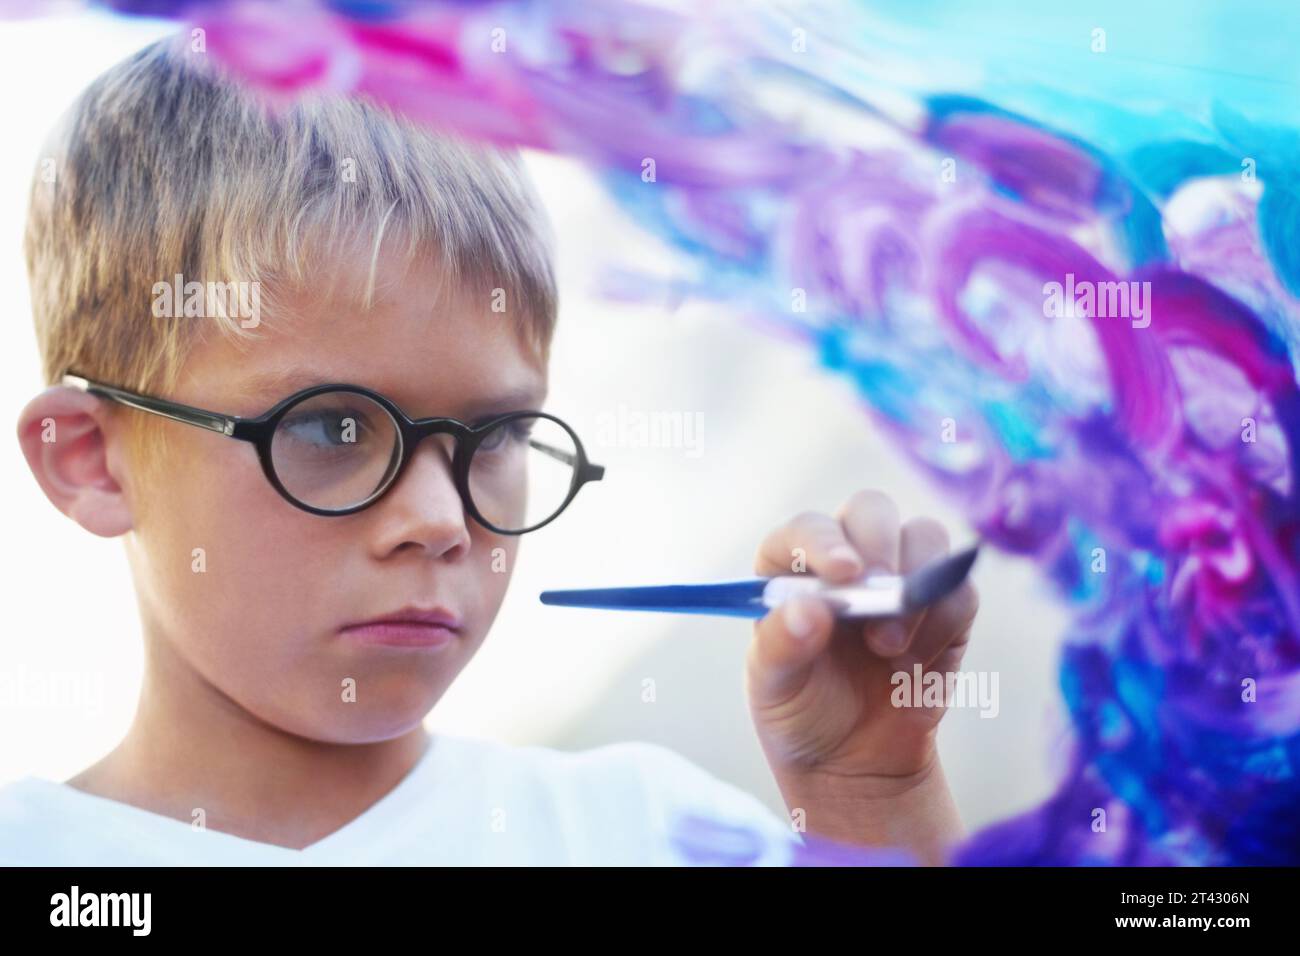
61,372,605,534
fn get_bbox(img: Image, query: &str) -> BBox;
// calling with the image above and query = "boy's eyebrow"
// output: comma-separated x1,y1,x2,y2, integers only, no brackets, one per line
238,369,547,417
457,387,549,419
241,369,329,397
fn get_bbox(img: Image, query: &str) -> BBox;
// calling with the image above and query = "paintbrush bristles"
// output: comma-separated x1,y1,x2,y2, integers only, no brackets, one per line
902,545,980,612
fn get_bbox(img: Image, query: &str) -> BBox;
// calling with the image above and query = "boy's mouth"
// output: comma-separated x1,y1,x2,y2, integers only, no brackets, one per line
339,606,463,648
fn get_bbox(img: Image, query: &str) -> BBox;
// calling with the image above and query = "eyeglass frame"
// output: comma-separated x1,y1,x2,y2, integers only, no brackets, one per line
60,371,605,534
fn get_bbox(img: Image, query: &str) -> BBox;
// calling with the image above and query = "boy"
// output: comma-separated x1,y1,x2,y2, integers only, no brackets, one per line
4,37,978,865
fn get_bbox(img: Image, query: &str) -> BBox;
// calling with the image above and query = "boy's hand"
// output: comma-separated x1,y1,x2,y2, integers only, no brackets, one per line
745,489,978,861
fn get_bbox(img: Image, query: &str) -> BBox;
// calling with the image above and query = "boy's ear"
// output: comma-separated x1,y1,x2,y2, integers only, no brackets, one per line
16,385,134,537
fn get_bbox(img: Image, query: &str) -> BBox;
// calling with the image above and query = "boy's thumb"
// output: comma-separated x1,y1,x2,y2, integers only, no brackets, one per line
746,595,835,703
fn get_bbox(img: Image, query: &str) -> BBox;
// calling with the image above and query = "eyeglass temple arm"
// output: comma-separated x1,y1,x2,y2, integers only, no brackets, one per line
61,374,238,437
528,437,604,481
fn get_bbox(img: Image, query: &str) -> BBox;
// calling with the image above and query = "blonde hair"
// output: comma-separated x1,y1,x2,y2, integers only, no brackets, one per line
25,35,557,474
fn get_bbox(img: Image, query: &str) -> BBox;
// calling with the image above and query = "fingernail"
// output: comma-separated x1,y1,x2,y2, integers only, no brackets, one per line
874,623,908,655
829,545,862,569
784,598,818,639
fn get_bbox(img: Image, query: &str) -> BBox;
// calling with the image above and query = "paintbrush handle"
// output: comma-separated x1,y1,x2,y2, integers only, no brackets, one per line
539,573,905,619
539,577,771,618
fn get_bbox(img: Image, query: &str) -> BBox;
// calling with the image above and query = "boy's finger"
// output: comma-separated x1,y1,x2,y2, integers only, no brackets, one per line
903,579,980,667
901,517,950,569
835,492,903,654
755,511,864,583
746,595,836,704
836,489,900,573
866,517,951,657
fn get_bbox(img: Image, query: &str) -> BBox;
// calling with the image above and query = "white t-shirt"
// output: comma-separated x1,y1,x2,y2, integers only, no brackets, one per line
0,734,802,865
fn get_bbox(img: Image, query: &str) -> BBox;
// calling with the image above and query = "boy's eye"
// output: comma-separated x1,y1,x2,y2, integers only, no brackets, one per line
477,418,535,453
280,407,378,448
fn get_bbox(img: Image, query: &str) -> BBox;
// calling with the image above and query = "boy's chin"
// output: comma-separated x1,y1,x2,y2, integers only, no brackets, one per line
292,709,437,746
255,683,449,745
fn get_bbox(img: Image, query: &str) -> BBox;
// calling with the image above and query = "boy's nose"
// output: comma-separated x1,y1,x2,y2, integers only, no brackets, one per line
373,434,472,556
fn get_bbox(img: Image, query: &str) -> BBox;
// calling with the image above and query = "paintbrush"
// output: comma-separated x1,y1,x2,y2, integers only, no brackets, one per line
539,543,980,620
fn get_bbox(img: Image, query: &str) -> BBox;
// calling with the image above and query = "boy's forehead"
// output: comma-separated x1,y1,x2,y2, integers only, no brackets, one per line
222,253,550,414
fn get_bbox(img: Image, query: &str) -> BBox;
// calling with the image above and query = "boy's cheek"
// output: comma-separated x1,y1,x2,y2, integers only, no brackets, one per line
131,462,307,625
